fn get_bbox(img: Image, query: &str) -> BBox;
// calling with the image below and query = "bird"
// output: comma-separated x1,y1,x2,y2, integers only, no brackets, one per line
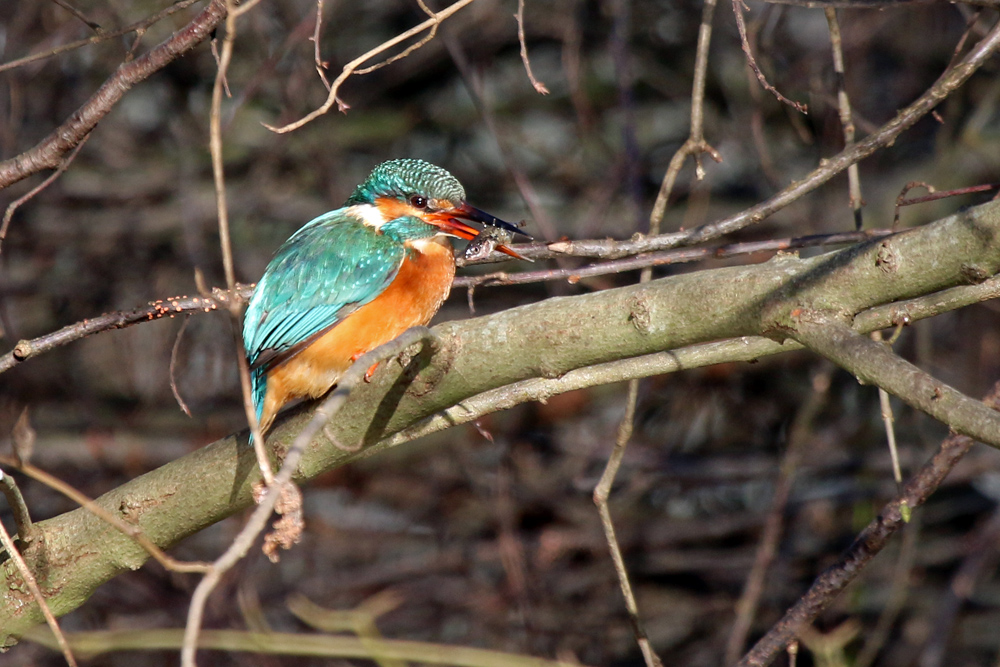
243,158,528,437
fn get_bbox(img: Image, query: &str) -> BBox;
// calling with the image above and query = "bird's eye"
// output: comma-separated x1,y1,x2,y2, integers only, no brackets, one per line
410,195,428,209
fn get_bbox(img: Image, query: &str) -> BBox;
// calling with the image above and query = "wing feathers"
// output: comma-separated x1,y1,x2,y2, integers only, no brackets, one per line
243,210,404,373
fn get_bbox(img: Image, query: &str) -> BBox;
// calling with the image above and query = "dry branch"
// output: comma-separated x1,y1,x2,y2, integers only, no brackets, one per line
737,382,1000,666
1,200,998,642
0,0,227,191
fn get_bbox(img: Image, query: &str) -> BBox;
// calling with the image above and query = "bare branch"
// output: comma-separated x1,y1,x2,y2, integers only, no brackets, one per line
50,0,102,34
0,0,227,191
206,0,273,483
737,382,1000,667
787,312,1000,447
181,327,437,667
0,136,89,255
0,466,35,544
594,381,663,667
825,7,865,229
3,201,1000,640
0,508,78,667
552,17,1000,257
455,229,894,286
3,459,211,574
649,0,723,229
515,0,549,94
0,285,250,375
265,0,479,134
0,0,202,74
731,0,807,113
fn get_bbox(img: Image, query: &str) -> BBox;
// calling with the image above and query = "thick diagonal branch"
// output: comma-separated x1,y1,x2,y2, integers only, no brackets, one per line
787,312,1000,447
1,200,999,643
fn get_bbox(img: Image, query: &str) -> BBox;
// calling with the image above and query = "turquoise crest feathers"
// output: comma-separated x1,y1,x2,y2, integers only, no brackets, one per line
346,159,466,205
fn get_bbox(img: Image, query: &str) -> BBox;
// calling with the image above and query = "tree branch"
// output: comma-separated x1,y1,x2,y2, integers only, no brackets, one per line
788,312,1000,446
0,0,226,191
737,381,1000,667
545,16,1000,258
1,199,999,643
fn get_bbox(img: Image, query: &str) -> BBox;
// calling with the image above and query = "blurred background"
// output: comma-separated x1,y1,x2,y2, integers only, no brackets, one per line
3,0,1000,664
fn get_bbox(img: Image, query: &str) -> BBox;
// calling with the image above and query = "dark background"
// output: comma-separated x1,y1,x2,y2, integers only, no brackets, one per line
3,0,1000,665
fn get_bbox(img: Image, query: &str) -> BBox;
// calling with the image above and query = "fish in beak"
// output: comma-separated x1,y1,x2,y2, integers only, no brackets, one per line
430,202,531,260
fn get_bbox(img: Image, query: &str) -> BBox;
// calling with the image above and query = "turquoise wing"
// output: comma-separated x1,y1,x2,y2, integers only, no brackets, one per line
243,210,405,418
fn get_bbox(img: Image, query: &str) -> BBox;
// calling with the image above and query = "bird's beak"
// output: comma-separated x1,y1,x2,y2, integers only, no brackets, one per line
431,202,531,260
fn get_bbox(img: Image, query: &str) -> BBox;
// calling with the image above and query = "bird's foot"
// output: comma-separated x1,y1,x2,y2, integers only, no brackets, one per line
350,352,379,382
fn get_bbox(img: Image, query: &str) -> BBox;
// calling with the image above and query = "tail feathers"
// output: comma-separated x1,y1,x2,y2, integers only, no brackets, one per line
249,366,267,444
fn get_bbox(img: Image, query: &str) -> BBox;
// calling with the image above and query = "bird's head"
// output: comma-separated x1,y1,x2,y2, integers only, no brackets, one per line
346,159,529,259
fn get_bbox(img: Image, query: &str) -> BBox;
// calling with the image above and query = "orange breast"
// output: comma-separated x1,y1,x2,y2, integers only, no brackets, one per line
258,237,456,432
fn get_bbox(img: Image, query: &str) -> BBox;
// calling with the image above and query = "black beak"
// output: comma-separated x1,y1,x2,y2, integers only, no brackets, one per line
455,203,532,239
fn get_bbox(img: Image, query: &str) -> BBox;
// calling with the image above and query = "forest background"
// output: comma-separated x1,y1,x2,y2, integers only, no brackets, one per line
3,0,1000,665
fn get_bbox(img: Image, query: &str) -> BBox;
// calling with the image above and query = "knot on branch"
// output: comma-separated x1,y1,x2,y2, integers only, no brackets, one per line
406,335,454,398
627,293,654,335
12,340,32,361
876,240,900,274
960,263,993,285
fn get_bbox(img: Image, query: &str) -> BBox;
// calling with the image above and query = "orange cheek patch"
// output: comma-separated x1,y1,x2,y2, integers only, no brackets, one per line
374,197,423,224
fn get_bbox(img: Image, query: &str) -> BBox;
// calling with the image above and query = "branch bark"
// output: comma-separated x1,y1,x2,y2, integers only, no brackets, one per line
789,314,1000,445
2,200,999,643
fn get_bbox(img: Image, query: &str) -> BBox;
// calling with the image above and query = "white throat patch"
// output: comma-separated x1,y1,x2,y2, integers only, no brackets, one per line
344,203,388,230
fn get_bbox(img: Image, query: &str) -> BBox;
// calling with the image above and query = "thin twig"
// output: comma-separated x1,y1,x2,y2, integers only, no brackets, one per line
725,368,832,664
872,330,905,509
455,229,894,286
0,0,227,190
516,0,549,94
893,181,936,229
2,459,212,573
649,0,723,229
594,381,662,667
0,493,78,666
744,5,783,189
311,0,332,90
900,183,1000,206
354,0,440,76
737,381,1000,667
0,285,249,375
0,468,35,544
209,0,273,483
555,17,1000,258
825,7,864,229
0,135,90,255
181,327,437,667
731,0,807,113
50,0,102,34
0,0,202,74
265,0,479,133
169,316,194,417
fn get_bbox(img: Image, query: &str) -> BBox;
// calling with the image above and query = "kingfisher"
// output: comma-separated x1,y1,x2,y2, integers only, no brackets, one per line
243,158,528,436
